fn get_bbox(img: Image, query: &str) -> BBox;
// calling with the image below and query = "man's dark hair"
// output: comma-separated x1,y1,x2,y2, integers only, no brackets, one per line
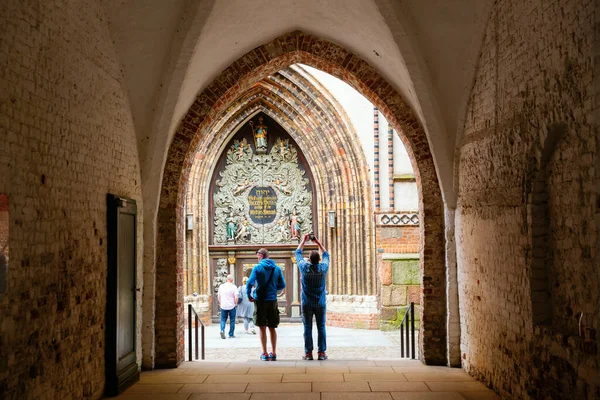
256,248,269,258
309,250,320,265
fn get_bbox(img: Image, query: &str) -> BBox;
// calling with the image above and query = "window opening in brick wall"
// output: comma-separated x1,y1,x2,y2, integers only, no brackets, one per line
0,194,8,294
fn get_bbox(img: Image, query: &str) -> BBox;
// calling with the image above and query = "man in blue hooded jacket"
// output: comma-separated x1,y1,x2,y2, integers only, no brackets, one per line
247,248,286,361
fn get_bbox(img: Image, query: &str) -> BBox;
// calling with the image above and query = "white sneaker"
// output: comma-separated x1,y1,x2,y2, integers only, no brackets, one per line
251,328,256,334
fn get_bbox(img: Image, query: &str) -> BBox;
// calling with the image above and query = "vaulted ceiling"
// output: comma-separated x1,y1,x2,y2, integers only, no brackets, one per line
103,0,494,208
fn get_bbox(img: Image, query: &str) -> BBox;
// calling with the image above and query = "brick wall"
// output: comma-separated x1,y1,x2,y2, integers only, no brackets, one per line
326,295,379,329
457,0,597,398
376,226,419,254
0,195,8,256
0,1,142,399
376,222,420,328
328,312,379,330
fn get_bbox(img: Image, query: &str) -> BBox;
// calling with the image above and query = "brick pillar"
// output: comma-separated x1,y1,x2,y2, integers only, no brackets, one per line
445,206,461,366
388,125,394,210
374,107,380,212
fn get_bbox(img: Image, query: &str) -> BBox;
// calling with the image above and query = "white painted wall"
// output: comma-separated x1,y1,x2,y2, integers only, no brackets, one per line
301,65,418,211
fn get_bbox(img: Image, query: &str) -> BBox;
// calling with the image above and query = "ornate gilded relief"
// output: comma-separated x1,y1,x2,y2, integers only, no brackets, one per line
213,127,313,245
212,258,228,294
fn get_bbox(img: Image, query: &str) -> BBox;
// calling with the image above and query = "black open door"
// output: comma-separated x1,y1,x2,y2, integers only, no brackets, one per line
105,194,139,396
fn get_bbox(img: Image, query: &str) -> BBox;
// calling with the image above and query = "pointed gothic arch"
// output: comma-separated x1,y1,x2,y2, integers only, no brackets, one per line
155,31,446,367
184,66,376,305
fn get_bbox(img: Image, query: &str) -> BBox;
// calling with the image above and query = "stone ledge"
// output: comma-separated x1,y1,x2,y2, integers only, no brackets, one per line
326,295,378,314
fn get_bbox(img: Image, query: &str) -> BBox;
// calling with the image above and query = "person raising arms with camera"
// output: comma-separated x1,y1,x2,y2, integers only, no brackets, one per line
296,233,330,360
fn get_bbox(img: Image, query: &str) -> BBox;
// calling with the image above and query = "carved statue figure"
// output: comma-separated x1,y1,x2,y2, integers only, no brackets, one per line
250,116,268,152
235,218,251,241
274,138,289,159
236,141,246,160
279,142,287,158
290,209,301,239
226,212,237,240
274,179,291,195
233,179,251,196
278,217,288,239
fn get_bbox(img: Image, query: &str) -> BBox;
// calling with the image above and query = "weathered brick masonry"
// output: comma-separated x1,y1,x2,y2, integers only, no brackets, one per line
376,225,419,254
457,0,598,398
0,1,142,399
156,31,446,366
0,195,8,255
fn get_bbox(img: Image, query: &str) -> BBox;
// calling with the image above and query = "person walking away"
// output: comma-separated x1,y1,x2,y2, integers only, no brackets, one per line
247,248,286,361
217,274,238,339
296,233,330,360
238,276,256,334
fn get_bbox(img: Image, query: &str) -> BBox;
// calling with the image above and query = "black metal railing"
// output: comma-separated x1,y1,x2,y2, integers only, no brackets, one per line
399,302,416,359
188,304,205,361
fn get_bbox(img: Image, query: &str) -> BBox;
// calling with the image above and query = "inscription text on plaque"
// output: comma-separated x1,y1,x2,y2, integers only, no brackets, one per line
248,187,277,224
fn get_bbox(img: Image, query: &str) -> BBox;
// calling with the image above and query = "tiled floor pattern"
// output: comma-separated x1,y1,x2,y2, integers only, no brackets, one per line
114,359,500,400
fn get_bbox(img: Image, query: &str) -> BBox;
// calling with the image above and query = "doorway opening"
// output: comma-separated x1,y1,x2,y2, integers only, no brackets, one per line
155,32,446,367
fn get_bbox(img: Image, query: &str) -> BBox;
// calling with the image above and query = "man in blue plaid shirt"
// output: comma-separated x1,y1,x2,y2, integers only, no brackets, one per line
295,233,330,360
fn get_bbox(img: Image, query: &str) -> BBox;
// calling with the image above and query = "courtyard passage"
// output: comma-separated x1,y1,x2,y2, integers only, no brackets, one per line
187,323,410,361
115,323,498,399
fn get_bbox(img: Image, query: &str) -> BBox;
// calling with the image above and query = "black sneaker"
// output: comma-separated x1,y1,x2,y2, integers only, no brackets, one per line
317,352,327,360
302,352,314,361
220,331,225,339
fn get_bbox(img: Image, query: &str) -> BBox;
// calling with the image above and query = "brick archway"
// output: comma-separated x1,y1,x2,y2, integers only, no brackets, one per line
185,67,376,300
155,31,446,367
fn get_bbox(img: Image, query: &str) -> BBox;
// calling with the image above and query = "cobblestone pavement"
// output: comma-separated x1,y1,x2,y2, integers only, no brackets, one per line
187,322,418,361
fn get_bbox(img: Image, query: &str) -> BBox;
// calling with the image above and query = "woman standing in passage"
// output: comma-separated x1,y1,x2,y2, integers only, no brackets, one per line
238,277,256,334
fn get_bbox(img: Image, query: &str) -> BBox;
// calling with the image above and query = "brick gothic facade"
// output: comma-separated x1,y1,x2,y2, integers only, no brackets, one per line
183,66,421,330
184,66,380,328
2,1,597,399
156,32,446,368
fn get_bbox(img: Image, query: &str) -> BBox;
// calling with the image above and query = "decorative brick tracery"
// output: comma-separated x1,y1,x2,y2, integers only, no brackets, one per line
156,31,446,367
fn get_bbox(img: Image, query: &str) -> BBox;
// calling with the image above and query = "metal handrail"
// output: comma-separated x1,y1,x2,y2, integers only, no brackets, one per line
399,302,416,359
188,304,205,361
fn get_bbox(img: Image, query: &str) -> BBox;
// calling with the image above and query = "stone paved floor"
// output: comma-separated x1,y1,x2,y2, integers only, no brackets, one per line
189,323,410,361
114,324,500,399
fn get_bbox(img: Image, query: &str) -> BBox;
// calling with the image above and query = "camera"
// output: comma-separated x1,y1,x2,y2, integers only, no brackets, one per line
308,233,315,241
